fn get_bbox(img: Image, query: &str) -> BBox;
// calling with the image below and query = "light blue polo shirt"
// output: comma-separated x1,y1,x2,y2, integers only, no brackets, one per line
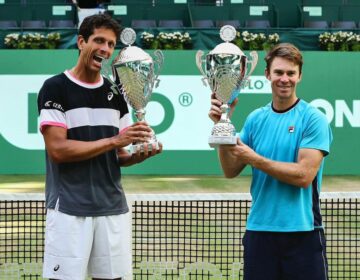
239,99,333,232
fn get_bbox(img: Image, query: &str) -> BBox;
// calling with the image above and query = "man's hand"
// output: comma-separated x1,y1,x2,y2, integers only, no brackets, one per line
118,142,163,166
132,141,163,164
230,138,258,165
112,121,153,149
208,93,238,123
217,138,254,178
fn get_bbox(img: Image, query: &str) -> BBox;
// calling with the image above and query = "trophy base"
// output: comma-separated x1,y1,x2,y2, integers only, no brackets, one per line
208,135,237,148
129,141,160,154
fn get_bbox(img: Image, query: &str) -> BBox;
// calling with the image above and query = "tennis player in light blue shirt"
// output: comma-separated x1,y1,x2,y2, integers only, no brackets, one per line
240,99,332,232
209,43,332,280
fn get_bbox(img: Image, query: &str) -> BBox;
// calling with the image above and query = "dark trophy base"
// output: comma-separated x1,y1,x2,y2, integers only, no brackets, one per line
130,141,160,154
208,135,237,148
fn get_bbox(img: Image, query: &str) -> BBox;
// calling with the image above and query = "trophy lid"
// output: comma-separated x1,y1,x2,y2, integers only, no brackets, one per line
209,25,244,56
116,46,152,64
114,27,152,64
120,27,136,46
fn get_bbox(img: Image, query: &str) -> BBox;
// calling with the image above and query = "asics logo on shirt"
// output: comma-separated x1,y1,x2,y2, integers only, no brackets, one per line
53,264,60,271
107,92,114,101
44,101,64,112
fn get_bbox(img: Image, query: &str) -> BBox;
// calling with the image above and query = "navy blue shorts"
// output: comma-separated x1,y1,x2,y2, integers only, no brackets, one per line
243,229,328,280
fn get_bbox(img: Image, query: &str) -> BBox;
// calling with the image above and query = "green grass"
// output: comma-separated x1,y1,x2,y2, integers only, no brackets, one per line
1,175,360,193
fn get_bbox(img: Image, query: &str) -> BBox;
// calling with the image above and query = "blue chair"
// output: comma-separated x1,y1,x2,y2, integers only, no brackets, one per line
21,20,46,29
193,20,214,28
245,20,271,28
158,20,184,28
131,20,156,29
216,20,241,29
49,20,75,28
331,21,356,29
304,20,329,29
0,20,18,29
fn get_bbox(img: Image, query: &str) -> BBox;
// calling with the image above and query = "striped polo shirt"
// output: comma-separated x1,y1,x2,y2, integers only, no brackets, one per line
38,70,131,216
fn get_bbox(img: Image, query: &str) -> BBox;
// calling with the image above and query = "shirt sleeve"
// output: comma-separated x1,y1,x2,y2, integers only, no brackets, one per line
37,77,67,132
300,108,333,156
239,110,257,147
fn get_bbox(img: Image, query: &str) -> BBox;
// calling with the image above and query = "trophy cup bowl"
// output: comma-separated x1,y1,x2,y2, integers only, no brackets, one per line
102,28,164,154
196,25,258,148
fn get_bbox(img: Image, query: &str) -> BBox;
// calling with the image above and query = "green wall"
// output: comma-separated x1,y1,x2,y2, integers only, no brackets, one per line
0,50,359,175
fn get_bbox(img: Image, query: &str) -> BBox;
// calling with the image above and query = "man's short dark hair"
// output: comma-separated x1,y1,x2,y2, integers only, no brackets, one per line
78,13,121,42
265,43,303,74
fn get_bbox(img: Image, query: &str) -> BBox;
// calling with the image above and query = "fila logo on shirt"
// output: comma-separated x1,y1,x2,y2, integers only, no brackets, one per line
288,126,295,133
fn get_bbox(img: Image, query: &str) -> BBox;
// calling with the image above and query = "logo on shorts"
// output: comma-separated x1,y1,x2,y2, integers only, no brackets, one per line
54,264,60,271
288,126,295,133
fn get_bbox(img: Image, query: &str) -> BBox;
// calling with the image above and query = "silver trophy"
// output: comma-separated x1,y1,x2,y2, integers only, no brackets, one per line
102,28,164,153
196,25,258,147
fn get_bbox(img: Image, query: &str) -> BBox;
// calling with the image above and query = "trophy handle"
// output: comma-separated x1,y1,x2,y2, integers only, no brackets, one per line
101,57,122,95
196,50,208,87
153,50,164,88
241,51,258,88
245,51,258,78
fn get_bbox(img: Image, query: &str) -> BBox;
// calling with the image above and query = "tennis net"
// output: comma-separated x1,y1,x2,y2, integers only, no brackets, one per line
0,192,359,279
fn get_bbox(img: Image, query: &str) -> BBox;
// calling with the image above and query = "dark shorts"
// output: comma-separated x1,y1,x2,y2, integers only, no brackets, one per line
243,229,328,280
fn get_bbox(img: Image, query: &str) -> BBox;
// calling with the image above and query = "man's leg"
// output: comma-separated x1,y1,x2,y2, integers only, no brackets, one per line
243,230,282,280
88,213,132,279
43,210,94,280
281,229,328,280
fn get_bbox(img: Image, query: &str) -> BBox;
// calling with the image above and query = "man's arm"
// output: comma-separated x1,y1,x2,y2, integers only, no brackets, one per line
249,147,323,188
222,138,324,188
42,121,152,163
218,144,247,178
208,93,243,177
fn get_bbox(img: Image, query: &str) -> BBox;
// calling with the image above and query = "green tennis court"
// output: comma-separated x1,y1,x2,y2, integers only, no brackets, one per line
1,176,360,279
